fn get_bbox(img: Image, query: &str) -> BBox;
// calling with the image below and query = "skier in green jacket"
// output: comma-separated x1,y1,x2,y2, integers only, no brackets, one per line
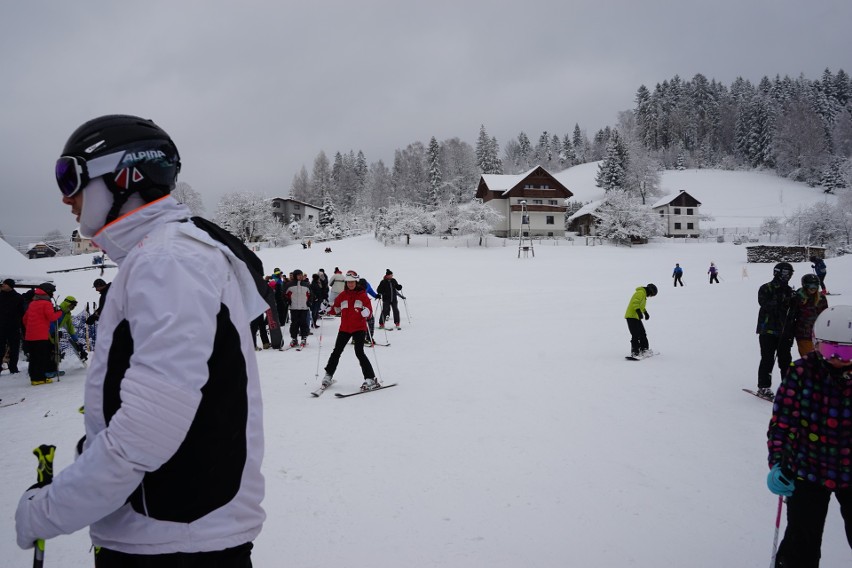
625,283,657,358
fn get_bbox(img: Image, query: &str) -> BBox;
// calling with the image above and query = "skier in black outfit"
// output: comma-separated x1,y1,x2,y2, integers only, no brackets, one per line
755,262,797,400
0,278,25,374
377,269,404,329
86,278,111,325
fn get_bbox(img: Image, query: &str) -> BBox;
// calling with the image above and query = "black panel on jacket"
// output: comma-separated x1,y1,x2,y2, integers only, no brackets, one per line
127,303,249,523
103,320,133,425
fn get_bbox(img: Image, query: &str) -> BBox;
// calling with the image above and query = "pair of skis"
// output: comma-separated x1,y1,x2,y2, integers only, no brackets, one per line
311,381,398,398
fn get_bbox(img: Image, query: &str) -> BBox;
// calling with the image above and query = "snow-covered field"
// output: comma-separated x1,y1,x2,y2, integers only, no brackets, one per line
1,168,850,567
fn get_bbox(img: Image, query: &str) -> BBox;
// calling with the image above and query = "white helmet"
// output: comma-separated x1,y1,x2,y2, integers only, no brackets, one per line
813,306,852,344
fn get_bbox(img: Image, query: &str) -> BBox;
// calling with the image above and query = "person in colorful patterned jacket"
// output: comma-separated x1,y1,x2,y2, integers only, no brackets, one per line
792,274,828,358
755,262,797,400
766,305,852,567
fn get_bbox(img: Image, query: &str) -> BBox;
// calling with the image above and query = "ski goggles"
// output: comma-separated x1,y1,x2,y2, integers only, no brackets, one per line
816,341,852,363
55,152,125,198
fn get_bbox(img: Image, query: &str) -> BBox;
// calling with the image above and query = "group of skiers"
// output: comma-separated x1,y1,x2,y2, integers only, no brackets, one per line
0,278,109,385
668,261,722,285
253,266,406,354
626,257,849,566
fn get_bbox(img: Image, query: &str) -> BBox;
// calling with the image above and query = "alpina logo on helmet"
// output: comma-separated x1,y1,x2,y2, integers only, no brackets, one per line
121,150,168,165
114,167,145,190
84,140,106,154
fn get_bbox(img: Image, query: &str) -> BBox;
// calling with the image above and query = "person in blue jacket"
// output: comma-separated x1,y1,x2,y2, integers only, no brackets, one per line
810,255,828,294
672,263,684,286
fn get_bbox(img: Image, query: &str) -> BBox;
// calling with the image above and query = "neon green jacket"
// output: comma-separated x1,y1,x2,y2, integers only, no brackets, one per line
624,287,648,319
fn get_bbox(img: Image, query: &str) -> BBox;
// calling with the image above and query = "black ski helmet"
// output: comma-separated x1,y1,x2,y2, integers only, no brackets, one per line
59,115,181,223
801,273,820,288
773,262,794,281
646,283,658,297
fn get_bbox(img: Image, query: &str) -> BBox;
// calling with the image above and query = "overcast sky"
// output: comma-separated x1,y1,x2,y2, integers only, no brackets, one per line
1,0,850,245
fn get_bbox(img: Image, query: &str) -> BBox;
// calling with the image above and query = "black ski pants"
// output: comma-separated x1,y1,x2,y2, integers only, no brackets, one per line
325,330,374,379
380,299,400,327
0,326,21,372
250,315,269,348
673,274,683,286
626,318,648,355
95,541,253,567
758,334,793,389
25,340,52,381
289,309,310,340
775,481,852,568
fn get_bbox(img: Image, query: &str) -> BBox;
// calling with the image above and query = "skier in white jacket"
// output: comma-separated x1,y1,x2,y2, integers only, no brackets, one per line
16,115,266,566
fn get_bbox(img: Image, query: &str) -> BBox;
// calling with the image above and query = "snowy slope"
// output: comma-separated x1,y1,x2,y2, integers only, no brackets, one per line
556,163,837,230
1,171,850,567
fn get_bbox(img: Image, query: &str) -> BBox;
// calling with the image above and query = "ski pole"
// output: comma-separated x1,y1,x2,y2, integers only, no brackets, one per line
32,444,56,568
364,317,383,383
770,495,784,567
314,320,324,382
402,296,411,324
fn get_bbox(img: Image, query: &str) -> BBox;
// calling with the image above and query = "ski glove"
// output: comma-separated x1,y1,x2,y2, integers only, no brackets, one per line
643,311,650,320
635,309,644,320
360,308,370,318
767,464,795,497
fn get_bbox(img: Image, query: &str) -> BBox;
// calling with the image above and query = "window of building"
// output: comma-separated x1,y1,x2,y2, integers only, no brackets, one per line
533,199,543,205
674,222,682,229
674,208,681,215
294,204,300,210
687,223,694,230
687,208,693,215
549,200,558,205
546,216,554,225
273,202,280,208
547,232,554,237
308,215,314,221
541,184,550,189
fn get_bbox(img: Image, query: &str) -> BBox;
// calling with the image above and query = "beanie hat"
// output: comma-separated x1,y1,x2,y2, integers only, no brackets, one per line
386,269,393,276
38,282,56,295
292,269,303,277
2,278,15,287
93,278,107,288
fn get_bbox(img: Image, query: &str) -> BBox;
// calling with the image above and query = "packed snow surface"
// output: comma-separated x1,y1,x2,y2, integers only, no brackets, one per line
1,168,850,567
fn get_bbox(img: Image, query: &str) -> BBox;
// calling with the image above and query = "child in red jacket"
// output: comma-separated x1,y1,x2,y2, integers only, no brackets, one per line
22,283,62,385
322,271,377,391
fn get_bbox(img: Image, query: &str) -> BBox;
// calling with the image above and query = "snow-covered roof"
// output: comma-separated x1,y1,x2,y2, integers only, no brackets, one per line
0,238,50,286
651,190,701,208
480,166,540,194
567,200,603,222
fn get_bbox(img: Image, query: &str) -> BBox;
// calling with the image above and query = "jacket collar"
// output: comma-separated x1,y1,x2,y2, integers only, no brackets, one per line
92,196,191,266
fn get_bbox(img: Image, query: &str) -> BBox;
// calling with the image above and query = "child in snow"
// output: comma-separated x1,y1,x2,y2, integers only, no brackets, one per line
672,263,684,287
708,262,719,284
792,274,828,358
322,271,378,391
625,283,657,357
766,305,852,567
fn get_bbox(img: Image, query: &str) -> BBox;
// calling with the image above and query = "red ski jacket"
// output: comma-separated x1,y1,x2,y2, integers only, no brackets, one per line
22,291,62,341
328,288,372,334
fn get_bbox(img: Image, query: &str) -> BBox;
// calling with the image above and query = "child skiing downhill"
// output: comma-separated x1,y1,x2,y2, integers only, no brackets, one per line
625,283,657,358
766,305,852,567
322,271,378,391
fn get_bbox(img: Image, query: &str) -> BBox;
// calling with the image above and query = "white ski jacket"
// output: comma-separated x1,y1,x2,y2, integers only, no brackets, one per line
16,196,266,554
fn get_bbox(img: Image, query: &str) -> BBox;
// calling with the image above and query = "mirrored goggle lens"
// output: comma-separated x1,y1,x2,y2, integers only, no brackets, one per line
817,341,852,363
55,156,86,197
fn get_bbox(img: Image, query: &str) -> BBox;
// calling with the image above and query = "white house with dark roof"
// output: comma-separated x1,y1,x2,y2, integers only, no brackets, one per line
652,190,702,237
474,166,572,237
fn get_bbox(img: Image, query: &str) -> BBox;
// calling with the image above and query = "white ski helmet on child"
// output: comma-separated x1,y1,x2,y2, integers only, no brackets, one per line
813,306,852,344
